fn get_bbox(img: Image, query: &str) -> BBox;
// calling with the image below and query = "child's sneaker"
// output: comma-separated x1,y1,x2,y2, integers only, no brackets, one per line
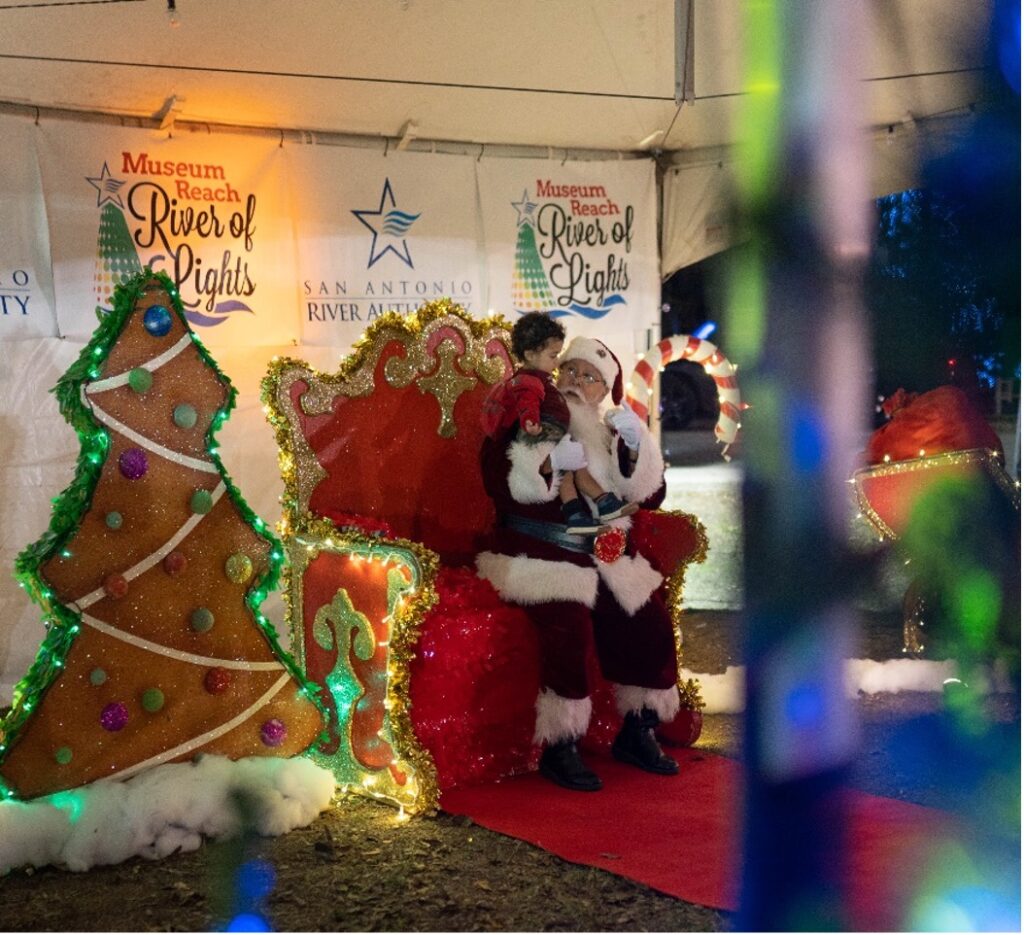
562,498,607,535
594,492,639,521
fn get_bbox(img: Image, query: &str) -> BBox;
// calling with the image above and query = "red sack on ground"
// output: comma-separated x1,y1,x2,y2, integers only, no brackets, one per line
866,386,1003,465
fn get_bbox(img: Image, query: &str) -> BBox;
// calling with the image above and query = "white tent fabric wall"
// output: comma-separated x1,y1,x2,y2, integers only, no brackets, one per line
0,107,997,700
0,0,1001,699
0,114,664,699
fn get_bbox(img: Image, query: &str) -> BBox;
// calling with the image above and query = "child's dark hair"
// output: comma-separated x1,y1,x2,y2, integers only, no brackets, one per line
511,312,565,361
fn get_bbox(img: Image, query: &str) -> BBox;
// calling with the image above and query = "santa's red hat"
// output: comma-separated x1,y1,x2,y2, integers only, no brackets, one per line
559,336,623,405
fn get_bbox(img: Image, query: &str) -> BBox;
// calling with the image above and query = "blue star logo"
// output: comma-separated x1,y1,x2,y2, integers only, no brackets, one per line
351,178,421,269
511,189,537,227
86,162,127,209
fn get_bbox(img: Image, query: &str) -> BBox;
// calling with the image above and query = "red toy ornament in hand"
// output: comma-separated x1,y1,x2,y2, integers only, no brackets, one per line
594,528,627,564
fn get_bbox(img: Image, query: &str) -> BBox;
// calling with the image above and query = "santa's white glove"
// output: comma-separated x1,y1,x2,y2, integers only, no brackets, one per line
548,436,588,472
604,404,646,451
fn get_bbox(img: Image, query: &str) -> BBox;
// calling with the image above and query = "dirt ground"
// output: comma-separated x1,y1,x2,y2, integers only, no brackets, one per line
0,610,1019,933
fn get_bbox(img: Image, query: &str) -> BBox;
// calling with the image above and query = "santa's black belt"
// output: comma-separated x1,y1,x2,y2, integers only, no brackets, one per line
500,514,595,554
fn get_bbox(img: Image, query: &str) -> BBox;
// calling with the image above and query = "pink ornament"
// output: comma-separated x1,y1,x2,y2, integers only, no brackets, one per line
204,667,231,694
118,448,148,480
100,701,129,732
103,573,129,600
260,718,287,747
163,550,188,577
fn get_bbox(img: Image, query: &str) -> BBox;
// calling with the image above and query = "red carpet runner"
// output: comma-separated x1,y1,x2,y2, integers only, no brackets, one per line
440,750,958,930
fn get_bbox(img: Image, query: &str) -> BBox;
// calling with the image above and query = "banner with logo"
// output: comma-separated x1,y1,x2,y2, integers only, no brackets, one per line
36,123,298,349
287,146,483,349
0,115,56,341
477,157,660,371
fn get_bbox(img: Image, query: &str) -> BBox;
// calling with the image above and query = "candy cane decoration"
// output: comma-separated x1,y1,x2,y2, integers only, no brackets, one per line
625,335,746,459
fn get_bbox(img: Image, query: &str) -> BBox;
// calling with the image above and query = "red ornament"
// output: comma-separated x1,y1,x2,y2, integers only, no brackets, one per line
594,527,627,564
656,708,704,747
163,550,188,577
103,573,129,600
203,666,231,694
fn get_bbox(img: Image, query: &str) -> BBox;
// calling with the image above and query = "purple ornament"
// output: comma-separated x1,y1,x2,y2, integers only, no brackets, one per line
118,448,148,480
100,701,129,732
260,718,287,748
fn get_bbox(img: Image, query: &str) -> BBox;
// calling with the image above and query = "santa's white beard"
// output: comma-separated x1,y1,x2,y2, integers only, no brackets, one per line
566,395,616,492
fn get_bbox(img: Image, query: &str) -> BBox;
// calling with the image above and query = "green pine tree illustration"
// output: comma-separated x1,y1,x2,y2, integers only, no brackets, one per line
94,203,142,315
512,219,556,312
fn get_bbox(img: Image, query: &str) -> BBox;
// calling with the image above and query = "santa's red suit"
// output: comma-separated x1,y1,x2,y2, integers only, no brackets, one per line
475,340,680,747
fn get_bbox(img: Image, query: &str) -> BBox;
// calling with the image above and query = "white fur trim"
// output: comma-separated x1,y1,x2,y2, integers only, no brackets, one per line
566,396,664,505
559,337,621,392
614,684,681,723
609,424,665,504
595,552,663,616
476,551,598,607
506,437,562,504
533,690,592,744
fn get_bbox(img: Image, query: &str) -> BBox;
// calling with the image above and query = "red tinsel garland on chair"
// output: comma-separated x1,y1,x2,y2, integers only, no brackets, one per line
409,567,541,790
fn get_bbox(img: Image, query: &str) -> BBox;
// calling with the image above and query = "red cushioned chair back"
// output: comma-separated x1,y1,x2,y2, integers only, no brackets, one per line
265,305,514,566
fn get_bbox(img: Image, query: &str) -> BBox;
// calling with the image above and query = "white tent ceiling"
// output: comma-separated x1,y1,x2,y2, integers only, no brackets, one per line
0,0,996,155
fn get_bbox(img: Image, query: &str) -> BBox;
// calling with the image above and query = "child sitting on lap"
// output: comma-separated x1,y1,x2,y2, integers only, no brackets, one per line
481,312,637,534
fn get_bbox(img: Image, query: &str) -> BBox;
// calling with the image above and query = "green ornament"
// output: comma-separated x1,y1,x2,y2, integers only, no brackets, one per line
173,404,198,430
190,489,214,515
127,368,153,393
224,552,253,584
54,746,73,765
105,511,123,530
89,667,108,686
141,688,165,713
190,607,215,633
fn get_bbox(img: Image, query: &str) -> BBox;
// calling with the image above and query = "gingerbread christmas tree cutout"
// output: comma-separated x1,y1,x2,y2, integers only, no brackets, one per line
0,271,324,800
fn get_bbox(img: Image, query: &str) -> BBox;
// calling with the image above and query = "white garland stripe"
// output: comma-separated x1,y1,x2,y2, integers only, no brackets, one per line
87,334,193,392
105,673,293,783
74,482,227,609
80,612,284,671
83,390,218,474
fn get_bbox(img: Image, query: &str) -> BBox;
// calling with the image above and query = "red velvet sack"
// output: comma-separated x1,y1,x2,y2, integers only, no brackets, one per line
629,508,704,578
866,386,1003,465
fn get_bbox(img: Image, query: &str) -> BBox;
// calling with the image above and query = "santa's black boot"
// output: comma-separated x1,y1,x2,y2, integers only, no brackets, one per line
612,708,679,775
539,740,603,791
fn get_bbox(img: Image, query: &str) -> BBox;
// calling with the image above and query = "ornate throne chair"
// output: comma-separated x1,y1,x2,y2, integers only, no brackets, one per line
262,300,707,813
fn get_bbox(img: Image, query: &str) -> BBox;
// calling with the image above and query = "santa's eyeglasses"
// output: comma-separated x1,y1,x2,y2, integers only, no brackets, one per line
561,364,606,386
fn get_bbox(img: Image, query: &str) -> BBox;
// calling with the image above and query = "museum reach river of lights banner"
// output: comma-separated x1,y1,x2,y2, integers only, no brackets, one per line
3,115,659,358
477,156,660,370
34,121,299,350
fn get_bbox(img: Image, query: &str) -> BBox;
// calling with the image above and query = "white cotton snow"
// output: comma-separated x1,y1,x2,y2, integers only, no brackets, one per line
680,666,746,714
0,754,336,875
844,657,958,695
680,657,1006,715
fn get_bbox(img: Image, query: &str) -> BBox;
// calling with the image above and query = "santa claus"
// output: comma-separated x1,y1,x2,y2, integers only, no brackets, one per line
476,335,680,791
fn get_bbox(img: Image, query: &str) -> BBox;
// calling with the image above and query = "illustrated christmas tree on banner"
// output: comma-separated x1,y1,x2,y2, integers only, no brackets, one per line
94,202,142,315
510,191,557,313
0,271,324,800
